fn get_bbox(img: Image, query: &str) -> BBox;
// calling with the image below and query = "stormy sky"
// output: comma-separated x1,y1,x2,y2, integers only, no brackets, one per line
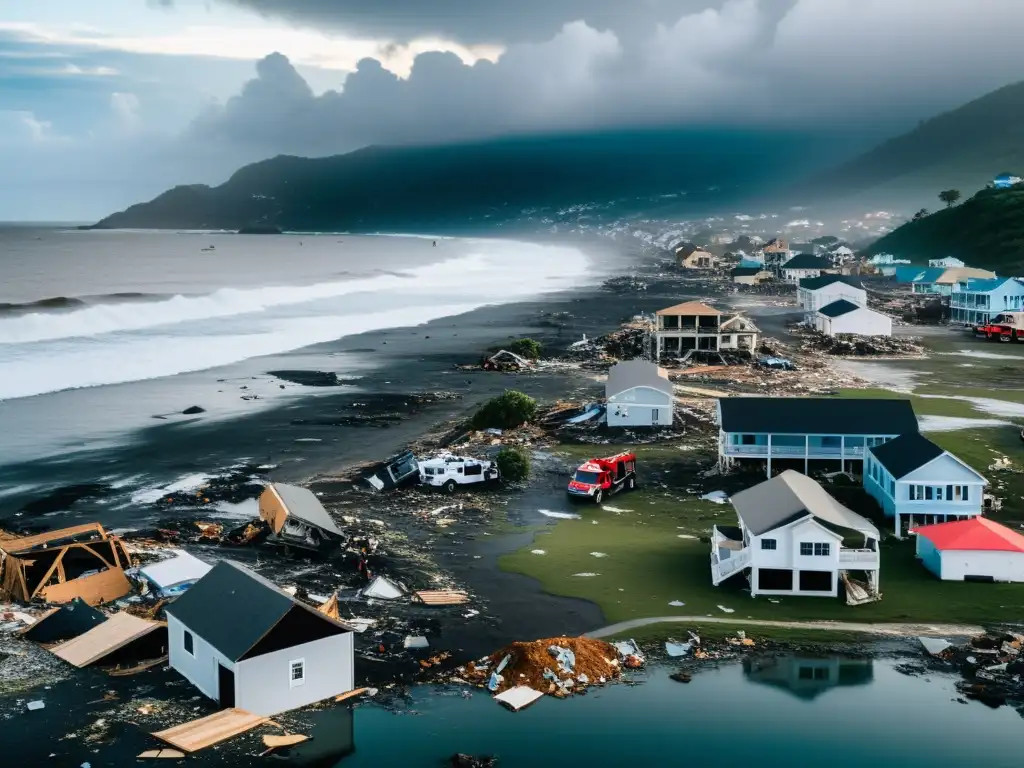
4,0,1024,220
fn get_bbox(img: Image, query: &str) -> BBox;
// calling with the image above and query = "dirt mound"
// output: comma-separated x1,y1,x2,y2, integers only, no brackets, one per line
466,636,621,696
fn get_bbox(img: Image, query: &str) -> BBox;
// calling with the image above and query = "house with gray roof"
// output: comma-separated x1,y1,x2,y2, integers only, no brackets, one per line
710,471,880,603
165,560,355,716
605,360,673,427
717,396,918,476
259,482,346,553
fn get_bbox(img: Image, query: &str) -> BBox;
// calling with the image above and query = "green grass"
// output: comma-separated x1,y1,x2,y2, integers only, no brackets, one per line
836,388,983,419
500,486,1024,626
914,384,1024,405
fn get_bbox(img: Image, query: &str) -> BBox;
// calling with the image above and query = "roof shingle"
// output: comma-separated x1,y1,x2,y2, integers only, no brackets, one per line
818,299,861,318
718,397,918,436
655,301,722,316
868,432,946,479
783,254,832,270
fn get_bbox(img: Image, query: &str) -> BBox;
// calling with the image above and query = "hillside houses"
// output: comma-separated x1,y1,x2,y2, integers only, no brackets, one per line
781,254,835,284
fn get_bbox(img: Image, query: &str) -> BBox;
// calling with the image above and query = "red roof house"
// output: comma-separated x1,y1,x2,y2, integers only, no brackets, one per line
912,518,1024,582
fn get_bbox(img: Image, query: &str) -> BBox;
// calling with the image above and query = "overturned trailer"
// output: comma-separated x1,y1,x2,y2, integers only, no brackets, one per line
0,523,132,605
366,450,419,491
259,483,345,553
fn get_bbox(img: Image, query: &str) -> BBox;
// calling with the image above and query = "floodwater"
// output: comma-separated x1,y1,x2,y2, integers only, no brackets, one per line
291,655,1020,768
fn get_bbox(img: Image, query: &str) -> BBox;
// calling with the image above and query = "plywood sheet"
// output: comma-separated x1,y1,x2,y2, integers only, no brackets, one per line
493,686,544,712
41,567,132,606
152,708,268,753
51,612,159,668
415,590,469,606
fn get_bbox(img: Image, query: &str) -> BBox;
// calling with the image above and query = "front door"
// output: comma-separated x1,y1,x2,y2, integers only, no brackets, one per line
651,409,659,424
218,664,235,708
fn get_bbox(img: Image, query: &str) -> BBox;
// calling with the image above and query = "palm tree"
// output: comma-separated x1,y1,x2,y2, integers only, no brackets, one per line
938,189,961,208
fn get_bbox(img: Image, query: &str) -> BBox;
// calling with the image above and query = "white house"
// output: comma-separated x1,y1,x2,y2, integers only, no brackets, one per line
929,257,965,268
912,517,1024,582
814,300,892,337
605,360,673,427
719,314,761,352
797,275,867,323
950,277,1024,326
829,246,855,265
863,432,987,537
710,470,880,602
780,254,835,284
717,396,918,476
757,238,792,268
165,560,355,716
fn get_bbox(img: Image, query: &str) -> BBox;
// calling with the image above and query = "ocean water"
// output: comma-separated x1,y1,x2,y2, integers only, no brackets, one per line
256,655,1020,768
0,228,591,402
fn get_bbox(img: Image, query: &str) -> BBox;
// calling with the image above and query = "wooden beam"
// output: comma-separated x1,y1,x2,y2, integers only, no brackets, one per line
78,543,115,571
29,549,66,599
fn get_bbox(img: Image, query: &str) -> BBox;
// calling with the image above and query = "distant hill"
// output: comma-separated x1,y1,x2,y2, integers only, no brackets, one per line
864,186,1024,271
91,129,840,232
794,80,1024,208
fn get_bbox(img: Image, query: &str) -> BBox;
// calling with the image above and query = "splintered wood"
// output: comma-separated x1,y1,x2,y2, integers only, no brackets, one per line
415,590,470,606
152,708,268,753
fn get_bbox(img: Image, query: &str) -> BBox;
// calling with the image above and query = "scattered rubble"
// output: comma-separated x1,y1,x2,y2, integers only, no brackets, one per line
915,631,1024,708
793,327,924,357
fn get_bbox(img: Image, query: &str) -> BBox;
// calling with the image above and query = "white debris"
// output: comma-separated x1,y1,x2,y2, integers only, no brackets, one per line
717,605,735,614
700,490,729,504
668,600,685,607
531,549,547,555
589,552,608,558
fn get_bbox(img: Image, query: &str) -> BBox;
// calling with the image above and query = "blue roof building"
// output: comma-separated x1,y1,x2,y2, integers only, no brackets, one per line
950,277,1024,326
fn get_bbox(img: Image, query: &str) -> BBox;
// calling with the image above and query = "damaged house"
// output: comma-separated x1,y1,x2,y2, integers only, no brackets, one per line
0,523,132,605
165,560,355,716
710,470,881,604
605,360,674,427
259,483,345,553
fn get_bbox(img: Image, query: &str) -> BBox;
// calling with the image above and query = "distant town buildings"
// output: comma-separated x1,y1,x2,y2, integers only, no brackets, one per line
929,256,965,268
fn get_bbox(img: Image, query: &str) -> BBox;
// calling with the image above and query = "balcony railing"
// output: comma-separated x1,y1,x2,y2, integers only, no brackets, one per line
723,444,865,458
658,326,721,334
839,548,879,567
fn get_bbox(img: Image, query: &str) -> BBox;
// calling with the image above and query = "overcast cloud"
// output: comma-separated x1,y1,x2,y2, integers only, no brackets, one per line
4,0,1024,220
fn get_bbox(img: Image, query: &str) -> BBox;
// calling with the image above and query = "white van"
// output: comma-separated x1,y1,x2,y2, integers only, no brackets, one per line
418,453,500,493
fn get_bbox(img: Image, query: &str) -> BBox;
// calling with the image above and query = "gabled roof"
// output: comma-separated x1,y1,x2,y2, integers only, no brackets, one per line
798,275,864,291
935,267,995,284
720,314,760,332
913,517,1024,553
718,397,918,436
606,360,671,397
957,277,1017,293
165,560,351,661
867,432,945,479
655,301,722,316
818,299,861,318
271,483,344,536
731,470,879,538
782,254,832,270
732,267,764,277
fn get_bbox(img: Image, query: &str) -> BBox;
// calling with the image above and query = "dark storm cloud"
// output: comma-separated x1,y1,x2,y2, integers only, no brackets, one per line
218,0,765,44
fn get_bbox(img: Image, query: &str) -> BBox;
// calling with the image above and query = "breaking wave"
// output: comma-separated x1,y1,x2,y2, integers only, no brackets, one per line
0,238,590,400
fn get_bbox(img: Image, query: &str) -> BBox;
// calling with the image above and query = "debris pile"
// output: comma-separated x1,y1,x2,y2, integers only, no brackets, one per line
464,636,623,699
919,632,1024,708
796,330,924,357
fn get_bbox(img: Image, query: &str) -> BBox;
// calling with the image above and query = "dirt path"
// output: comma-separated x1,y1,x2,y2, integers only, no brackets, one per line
586,616,985,639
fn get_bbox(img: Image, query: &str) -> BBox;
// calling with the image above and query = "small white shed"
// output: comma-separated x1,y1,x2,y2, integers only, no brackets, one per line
815,300,892,337
165,560,355,716
605,360,673,427
913,517,1024,582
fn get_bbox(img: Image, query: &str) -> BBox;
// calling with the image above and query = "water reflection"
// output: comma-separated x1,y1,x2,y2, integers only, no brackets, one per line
743,654,873,700
275,705,355,767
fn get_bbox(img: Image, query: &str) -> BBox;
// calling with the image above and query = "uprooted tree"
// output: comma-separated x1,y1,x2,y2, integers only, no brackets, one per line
471,389,538,429
496,446,531,482
506,338,543,360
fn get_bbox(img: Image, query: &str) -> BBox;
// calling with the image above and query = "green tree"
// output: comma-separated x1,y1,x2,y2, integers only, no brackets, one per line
496,446,530,482
912,208,929,221
938,189,961,208
471,390,538,429
506,338,543,360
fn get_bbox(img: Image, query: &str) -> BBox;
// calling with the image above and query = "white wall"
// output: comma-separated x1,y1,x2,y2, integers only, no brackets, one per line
235,632,354,716
938,550,1024,582
823,307,892,337
607,386,673,427
167,614,237,703
750,518,842,595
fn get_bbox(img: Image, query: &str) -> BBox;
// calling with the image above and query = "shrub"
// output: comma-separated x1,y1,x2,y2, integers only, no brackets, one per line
496,446,531,482
471,389,538,429
506,338,543,360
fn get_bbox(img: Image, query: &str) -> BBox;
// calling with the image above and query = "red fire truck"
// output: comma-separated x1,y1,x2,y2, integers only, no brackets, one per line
566,451,637,504
974,312,1024,342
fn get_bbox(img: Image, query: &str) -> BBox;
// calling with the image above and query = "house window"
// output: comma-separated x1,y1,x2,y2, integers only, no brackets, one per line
814,543,830,556
183,630,194,656
761,539,777,550
290,659,305,687
800,542,812,556
889,479,895,496
802,542,830,556
741,434,757,445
